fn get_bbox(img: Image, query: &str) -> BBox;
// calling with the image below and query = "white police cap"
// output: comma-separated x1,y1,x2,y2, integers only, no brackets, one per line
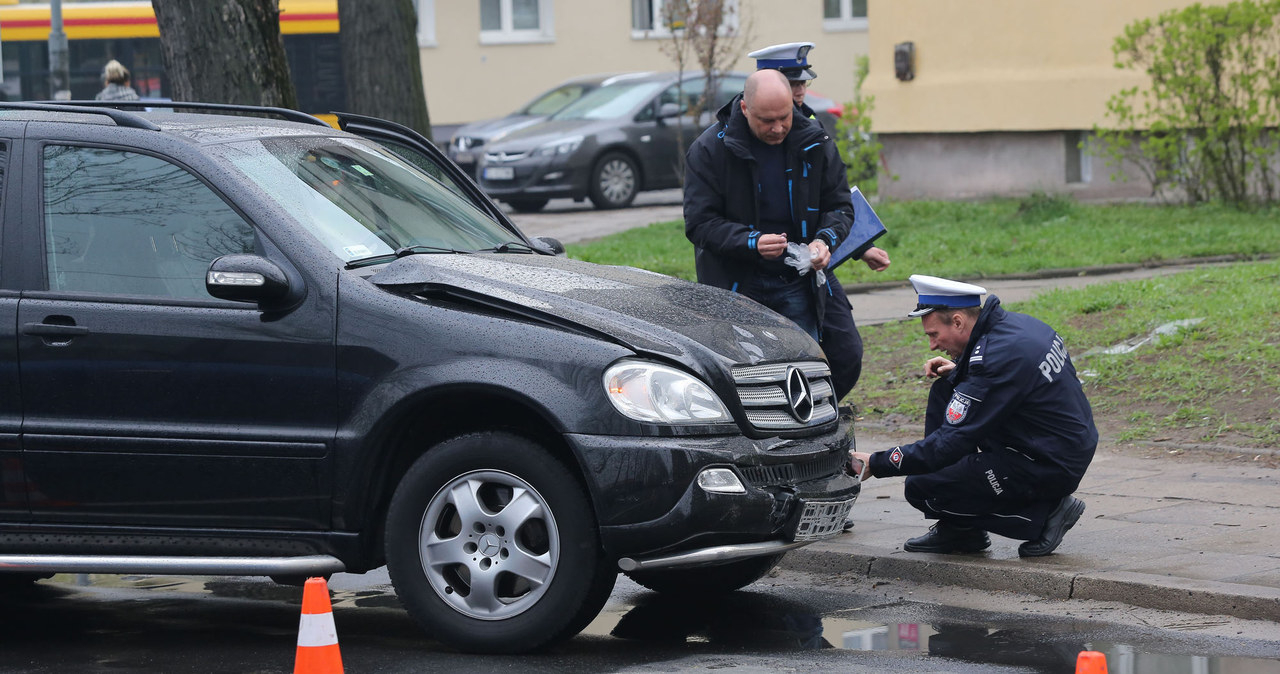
907,275,987,317
747,42,817,81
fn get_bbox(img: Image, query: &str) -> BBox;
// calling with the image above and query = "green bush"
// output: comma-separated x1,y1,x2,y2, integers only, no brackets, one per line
1094,0,1280,208
834,55,884,195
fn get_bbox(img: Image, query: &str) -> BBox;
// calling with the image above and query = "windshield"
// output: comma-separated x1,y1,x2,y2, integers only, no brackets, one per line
214,136,518,263
522,83,593,116
552,81,665,121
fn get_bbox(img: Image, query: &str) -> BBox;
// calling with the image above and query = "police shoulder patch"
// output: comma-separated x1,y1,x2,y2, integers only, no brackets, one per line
945,393,974,425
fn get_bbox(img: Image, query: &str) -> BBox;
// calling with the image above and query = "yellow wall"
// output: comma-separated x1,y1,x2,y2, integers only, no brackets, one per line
863,0,1217,133
422,0,869,125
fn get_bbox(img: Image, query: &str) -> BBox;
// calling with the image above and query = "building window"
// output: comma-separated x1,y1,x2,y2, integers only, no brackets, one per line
823,0,867,32
480,0,555,45
633,0,659,31
413,0,436,47
631,0,739,40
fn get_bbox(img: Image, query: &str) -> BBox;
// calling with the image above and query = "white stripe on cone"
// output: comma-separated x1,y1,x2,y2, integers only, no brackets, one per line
297,612,339,648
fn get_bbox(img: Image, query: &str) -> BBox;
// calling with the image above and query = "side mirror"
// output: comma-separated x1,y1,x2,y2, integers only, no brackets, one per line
657,102,682,120
206,254,291,304
532,236,566,256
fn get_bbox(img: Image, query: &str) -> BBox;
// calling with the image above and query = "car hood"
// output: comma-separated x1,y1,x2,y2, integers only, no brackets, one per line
483,118,611,154
368,253,821,372
452,114,545,143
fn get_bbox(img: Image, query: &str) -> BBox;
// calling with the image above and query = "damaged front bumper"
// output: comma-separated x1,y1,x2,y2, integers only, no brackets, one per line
566,416,860,571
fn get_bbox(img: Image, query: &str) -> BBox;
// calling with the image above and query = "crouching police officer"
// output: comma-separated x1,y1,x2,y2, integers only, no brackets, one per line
850,275,1097,557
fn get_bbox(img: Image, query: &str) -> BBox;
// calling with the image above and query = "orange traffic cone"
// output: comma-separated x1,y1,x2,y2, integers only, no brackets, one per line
1076,650,1108,674
295,577,343,674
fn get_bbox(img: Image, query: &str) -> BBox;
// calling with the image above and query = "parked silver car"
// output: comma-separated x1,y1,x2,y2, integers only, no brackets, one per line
477,71,749,211
447,72,649,178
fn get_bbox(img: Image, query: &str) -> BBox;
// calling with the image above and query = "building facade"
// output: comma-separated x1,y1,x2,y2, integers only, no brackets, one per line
414,0,870,126
862,0,1213,201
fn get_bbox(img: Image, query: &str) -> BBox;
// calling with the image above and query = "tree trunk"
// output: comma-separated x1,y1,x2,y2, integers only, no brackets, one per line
338,0,432,141
151,0,297,109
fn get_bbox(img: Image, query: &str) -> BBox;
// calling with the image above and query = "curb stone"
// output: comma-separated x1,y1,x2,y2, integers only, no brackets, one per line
840,253,1273,296
857,421,1277,459
781,544,1280,623
1071,571,1280,623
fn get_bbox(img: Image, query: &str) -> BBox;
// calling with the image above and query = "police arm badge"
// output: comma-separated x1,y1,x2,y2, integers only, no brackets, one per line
945,392,978,425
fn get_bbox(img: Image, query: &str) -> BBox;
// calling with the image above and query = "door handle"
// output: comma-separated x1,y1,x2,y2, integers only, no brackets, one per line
22,323,90,337
23,319,90,346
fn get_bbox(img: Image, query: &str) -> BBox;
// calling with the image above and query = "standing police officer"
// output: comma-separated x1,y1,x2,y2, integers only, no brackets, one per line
850,275,1097,557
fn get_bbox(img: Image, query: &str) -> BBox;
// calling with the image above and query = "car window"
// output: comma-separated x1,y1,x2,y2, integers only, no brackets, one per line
657,77,707,115
522,84,590,116
215,136,517,262
552,81,665,121
377,138,468,197
714,76,747,108
42,145,256,299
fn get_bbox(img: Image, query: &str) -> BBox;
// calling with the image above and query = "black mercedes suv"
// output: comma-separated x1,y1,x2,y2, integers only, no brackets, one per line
0,102,859,653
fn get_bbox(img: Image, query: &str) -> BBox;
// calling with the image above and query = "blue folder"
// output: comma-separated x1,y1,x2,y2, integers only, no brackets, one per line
829,186,887,270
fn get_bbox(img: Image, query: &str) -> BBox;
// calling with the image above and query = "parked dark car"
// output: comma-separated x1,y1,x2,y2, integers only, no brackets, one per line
0,101,860,653
476,73,847,212
477,71,750,212
447,72,651,179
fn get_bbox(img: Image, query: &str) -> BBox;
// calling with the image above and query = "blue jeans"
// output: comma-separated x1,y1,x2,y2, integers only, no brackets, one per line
751,273,819,342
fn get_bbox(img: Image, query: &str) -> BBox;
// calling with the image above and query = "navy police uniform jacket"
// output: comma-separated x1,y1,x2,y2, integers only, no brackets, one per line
683,93,868,319
869,296,1098,494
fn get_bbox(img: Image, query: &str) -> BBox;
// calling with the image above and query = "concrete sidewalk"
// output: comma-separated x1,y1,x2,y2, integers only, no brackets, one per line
783,428,1280,622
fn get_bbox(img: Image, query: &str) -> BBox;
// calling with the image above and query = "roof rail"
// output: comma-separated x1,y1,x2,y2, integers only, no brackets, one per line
0,101,160,130
37,100,331,128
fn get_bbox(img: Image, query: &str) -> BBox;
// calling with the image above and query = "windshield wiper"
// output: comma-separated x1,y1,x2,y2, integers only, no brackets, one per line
345,244,471,269
482,240,539,254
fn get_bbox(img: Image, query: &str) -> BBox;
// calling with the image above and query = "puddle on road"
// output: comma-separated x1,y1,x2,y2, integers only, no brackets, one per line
583,599,1279,673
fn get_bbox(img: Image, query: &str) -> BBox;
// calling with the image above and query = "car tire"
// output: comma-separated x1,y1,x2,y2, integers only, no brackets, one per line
506,198,549,213
624,553,784,595
588,152,639,210
385,431,616,653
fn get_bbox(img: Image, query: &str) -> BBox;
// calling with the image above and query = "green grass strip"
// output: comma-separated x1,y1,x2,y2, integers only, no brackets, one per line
565,199,1280,286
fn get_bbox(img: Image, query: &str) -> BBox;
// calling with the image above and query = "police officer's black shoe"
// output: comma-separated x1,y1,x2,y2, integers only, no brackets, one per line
1018,496,1086,558
842,518,854,532
903,522,990,554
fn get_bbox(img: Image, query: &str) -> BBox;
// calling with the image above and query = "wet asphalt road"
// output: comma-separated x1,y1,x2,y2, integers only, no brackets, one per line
2,568,1277,673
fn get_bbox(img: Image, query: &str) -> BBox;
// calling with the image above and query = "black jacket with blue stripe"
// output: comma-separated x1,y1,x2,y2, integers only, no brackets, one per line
683,93,863,313
869,296,1098,495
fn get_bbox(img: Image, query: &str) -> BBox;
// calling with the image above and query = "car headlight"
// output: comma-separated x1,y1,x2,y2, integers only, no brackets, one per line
533,136,583,158
604,360,732,424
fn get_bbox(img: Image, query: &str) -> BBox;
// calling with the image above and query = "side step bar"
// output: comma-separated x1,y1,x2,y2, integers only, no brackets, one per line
0,554,346,576
618,540,809,572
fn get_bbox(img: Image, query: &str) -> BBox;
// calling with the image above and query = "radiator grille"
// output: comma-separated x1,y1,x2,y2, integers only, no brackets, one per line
731,360,836,432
